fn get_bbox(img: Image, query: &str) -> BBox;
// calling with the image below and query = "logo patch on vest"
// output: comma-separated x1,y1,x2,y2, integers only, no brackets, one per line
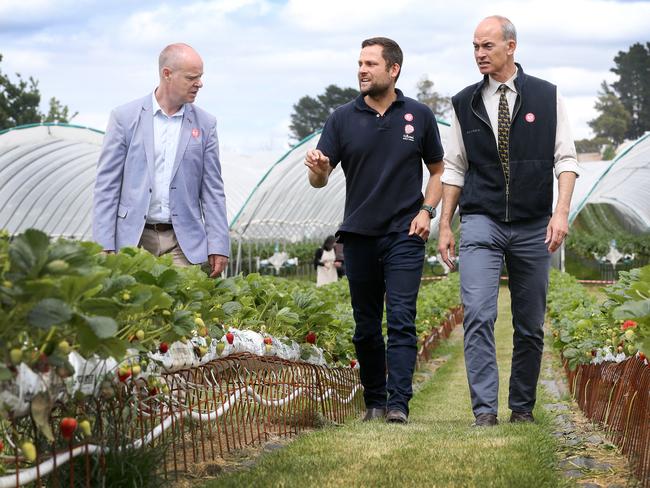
525,113,536,123
404,113,414,122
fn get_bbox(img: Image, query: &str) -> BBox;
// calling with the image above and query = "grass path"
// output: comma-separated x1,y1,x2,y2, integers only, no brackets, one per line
200,288,569,487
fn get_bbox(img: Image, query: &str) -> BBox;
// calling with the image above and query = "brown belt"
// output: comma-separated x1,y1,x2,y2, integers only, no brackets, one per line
144,223,173,231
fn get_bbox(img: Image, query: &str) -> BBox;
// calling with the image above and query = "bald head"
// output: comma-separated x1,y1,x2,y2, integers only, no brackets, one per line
156,43,204,112
159,43,202,74
477,15,517,42
473,15,517,82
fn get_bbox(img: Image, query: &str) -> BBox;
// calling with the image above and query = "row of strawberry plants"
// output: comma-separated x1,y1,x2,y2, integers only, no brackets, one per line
0,229,461,400
547,266,649,370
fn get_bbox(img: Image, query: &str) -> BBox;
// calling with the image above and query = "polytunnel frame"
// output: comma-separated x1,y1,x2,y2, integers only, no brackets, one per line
569,132,650,227
0,122,105,137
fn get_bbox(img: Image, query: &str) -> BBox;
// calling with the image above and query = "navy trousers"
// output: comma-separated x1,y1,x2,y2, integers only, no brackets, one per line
459,214,551,416
343,231,425,415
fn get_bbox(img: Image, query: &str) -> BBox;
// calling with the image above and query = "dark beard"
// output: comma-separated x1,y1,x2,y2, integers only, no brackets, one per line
359,80,392,98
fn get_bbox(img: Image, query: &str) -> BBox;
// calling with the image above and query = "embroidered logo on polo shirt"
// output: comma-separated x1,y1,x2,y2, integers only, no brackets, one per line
404,113,414,122
402,124,415,142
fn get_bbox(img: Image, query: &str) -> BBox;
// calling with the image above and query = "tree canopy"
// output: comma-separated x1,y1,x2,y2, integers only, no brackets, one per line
289,84,358,142
0,53,76,131
415,76,451,120
611,42,650,140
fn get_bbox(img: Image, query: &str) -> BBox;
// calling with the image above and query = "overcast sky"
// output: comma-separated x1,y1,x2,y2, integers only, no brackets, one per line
1,0,649,157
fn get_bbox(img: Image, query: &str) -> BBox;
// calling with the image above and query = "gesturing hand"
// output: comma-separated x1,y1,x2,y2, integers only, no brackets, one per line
305,149,331,176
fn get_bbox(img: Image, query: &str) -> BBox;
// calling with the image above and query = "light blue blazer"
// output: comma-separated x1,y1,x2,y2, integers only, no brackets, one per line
92,95,229,264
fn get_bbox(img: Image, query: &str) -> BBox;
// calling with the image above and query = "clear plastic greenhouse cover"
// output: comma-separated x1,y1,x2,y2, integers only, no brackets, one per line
1,123,649,244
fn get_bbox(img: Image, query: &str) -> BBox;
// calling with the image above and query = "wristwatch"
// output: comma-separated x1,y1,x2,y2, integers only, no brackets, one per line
420,204,436,219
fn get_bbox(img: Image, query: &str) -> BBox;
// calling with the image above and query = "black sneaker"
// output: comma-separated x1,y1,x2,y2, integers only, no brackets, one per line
362,407,386,422
510,411,534,423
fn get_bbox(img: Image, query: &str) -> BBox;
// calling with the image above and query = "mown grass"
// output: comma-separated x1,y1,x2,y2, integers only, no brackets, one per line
200,287,570,488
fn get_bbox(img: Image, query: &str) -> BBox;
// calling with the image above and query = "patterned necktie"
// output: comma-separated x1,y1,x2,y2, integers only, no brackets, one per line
497,84,510,184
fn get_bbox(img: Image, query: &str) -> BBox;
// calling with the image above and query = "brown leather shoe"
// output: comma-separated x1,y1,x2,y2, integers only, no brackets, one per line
472,413,498,427
386,409,408,424
362,407,386,421
510,411,534,423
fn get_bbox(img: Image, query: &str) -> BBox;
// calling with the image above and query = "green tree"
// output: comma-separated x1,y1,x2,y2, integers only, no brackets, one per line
588,81,631,145
289,84,358,142
611,42,650,139
0,53,76,130
416,76,451,120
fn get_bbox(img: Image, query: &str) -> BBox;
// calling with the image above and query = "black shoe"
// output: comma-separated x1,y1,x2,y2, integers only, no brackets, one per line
472,413,498,427
510,411,534,423
386,409,408,424
362,407,386,422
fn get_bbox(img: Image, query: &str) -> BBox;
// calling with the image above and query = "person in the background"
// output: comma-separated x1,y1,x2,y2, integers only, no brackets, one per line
438,16,579,427
93,43,229,276
314,235,338,286
334,241,345,278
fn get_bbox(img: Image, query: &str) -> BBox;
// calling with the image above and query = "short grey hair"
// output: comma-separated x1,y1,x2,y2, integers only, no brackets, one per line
488,15,517,42
158,43,193,72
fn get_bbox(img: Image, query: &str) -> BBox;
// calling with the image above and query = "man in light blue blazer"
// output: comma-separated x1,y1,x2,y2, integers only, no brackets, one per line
93,43,229,276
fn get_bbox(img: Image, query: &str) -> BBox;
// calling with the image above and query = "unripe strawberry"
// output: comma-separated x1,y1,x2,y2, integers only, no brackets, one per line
2,280,12,288
624,329,635,340
60,417,77,440
617,345,624,353
199,327,209,337
162,309,171,316
20,441,36,462
131,364,141,376
135,329,145,341
57,340,71,355
265,343,273,354
121,291,131,301
198,346,208,357
216,342,225,355
162,385,170,394
10,348,23,365
46,260,69,273
180,336,188,344
305,331,317,344
159,342,169,354
194,317,205,328
79,419,91,437
226,332,234,344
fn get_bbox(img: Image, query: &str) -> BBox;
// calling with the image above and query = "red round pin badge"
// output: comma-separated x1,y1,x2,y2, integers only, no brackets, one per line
192,128,200,138
404,124,415,134
525,113,535,123
404,113,414,122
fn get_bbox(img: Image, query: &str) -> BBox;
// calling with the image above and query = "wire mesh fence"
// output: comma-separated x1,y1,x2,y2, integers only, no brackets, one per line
564,356,650,487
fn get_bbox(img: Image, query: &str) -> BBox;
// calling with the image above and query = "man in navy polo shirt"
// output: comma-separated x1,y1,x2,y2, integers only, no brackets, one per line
305,37,444,424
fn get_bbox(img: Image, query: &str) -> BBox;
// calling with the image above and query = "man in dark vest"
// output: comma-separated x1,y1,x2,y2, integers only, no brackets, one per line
437,16,580,427
305,37,444,424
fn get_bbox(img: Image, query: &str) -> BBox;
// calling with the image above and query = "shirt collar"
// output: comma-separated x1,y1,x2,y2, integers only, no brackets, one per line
152,90,185,117
487,67,519,96
354,88,406,112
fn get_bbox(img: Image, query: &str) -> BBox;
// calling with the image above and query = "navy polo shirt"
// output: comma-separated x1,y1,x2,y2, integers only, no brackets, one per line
317,89,444,237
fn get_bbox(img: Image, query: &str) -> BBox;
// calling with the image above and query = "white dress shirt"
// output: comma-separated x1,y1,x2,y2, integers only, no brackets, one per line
148,91,185,223
441,68,580,187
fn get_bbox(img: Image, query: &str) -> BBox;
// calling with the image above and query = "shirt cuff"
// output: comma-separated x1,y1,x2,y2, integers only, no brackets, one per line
441,169,465,187
554,159,581,178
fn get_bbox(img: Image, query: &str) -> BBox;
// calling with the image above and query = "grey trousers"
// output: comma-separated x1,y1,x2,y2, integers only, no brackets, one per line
139,227,192,267
459,214,551,416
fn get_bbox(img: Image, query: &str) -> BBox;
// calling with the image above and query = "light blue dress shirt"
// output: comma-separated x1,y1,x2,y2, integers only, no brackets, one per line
148,91,185,223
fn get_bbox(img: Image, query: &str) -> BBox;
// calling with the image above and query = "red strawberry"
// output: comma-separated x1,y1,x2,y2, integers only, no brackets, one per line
263,337,272,345
117,369,131,382
639,352,646,361
591,349,597,357
305,331,317,344
0,439,4,453
226,332,234,344
622,320,637,330
148,386,159,397
350,359,357,368
60,417,77,440
159,342,169,354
